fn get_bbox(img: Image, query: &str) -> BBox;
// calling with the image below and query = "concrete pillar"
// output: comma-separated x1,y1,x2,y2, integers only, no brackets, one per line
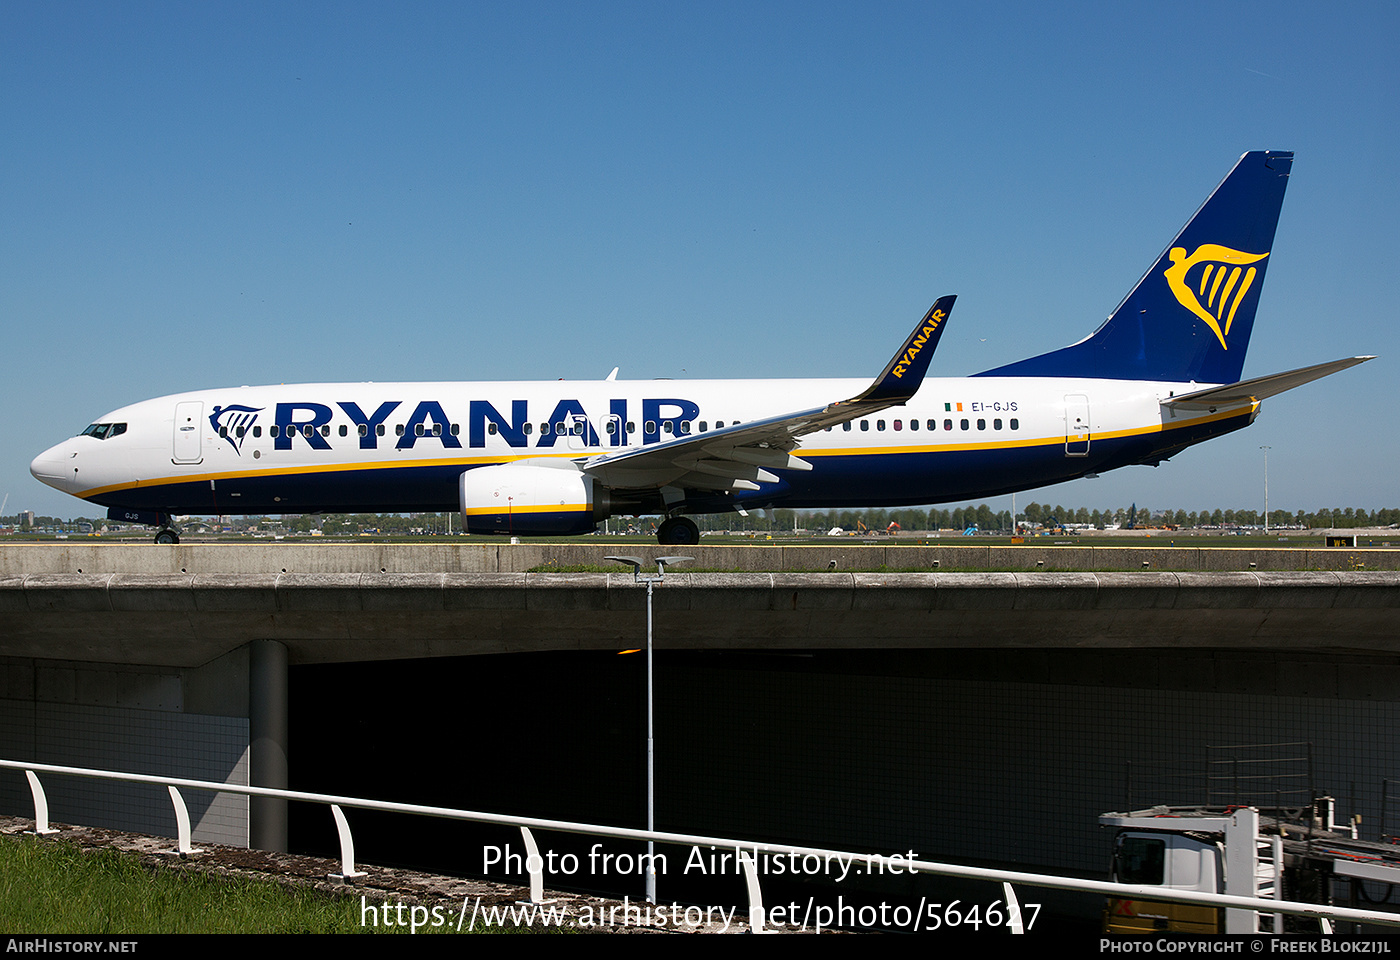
248,639,288,852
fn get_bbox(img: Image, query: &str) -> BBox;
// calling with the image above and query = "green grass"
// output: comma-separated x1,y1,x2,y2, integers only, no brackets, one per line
0,834,555,934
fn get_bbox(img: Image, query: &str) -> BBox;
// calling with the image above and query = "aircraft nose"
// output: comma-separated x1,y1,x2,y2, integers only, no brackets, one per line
30,443,79,493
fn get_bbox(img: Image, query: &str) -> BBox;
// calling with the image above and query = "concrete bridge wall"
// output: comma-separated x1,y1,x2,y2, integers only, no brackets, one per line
2,570,1398,667
0,540,1396,576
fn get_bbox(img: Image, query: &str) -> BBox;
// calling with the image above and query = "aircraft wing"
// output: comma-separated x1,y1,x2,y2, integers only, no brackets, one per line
582,295,955,493
1163,356,1374,408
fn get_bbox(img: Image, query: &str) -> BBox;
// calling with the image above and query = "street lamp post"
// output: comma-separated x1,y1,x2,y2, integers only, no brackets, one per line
1260,446,1271,534
606,554,691,904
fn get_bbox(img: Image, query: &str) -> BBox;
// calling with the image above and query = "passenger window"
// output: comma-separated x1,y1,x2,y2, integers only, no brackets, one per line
254,426,263,438
928,419,936,430
554,422,566,435
877,420,886,431
645,420,656,434
451,423,460,436
376,424,385,437
523,423,533,435
860,420,869,431
960,419,969,431
715,421,725,429
663,421,674,434
432,423,442,436
540,423,551,436
415,423,425,437
994,419,1002,430
339,424,348,437
977,419,985,430
627,422,636,433
699,422,708,432
303,425,314,438
396,425,405,436
358,425,368,437
944,419,953,431
1010,418,1019,430
321,425,330,437
219,427,228,438
488,423,498,435
680,421,691,434
271,425,280,438
906,420,915,431
236,426,246,438
843,422,852,432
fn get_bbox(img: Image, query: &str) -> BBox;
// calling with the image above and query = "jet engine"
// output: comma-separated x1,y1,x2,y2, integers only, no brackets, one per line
459,461,611,536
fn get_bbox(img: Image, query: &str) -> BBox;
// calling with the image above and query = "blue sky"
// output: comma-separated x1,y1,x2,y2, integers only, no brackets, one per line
4,1,1396,520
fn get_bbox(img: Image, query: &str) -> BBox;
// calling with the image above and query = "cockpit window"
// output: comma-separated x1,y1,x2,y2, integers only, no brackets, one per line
79,423,127,440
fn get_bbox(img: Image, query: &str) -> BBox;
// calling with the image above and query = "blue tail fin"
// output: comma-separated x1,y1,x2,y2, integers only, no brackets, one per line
975,151,1293,383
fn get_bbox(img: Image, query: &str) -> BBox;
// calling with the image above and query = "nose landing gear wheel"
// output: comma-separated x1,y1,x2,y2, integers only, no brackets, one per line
656,516,699,545
153,530,180,545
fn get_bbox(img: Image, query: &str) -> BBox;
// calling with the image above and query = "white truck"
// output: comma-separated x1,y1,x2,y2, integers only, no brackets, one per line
1100,799,1400,934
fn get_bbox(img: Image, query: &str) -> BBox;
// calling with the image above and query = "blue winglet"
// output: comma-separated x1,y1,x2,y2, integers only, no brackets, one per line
852,295,956,405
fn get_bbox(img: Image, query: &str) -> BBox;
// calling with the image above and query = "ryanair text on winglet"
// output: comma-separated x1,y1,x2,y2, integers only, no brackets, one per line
890,308,947,379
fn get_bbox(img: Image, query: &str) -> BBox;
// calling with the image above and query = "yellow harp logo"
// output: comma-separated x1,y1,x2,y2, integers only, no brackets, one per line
1163,244,1269,350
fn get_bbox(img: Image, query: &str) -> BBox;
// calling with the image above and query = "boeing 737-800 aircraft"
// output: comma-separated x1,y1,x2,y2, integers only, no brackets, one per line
31,151,1370,544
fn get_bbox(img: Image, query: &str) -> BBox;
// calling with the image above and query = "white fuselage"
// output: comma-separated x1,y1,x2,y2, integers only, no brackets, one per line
30,375,1253,520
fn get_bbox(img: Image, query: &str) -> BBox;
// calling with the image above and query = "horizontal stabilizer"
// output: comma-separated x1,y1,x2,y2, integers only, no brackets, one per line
1163,356,1374,408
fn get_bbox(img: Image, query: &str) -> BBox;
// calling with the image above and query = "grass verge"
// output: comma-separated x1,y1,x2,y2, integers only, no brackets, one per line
0,834,552,934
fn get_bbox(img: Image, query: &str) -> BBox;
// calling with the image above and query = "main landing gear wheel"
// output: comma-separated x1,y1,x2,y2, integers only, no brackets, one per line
656,516,699,545
153,530,180,545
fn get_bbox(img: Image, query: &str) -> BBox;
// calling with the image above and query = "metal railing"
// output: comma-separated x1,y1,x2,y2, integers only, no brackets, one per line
1206,741,1314,811
4,758,1400,933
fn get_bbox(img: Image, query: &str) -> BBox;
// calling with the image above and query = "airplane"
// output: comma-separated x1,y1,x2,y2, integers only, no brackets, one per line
30,151,1372,546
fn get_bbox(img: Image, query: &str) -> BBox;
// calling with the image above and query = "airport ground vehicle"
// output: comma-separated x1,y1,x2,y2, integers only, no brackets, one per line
1101,800,1400,934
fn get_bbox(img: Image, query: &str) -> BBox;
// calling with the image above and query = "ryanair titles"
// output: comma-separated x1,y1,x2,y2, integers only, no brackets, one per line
890,308,947,379
241,397,704,455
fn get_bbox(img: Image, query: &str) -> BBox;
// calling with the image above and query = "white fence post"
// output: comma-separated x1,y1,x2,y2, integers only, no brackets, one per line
519,827,545,903
24,771,58,836
738,849,770,934
330,803,366,881
1003,881,1024,935
166,786,203,856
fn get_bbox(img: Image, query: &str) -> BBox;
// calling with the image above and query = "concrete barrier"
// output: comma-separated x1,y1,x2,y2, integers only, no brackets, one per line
2,541,1398,576
2,571,1398,667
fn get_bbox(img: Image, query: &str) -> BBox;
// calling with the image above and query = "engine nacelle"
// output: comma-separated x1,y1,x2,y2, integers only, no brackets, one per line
459,462,610,536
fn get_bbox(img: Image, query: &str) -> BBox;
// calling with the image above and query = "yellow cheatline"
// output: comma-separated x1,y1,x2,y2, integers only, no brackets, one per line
463,503,589,516
800,407,1255,459
78,450,583,499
